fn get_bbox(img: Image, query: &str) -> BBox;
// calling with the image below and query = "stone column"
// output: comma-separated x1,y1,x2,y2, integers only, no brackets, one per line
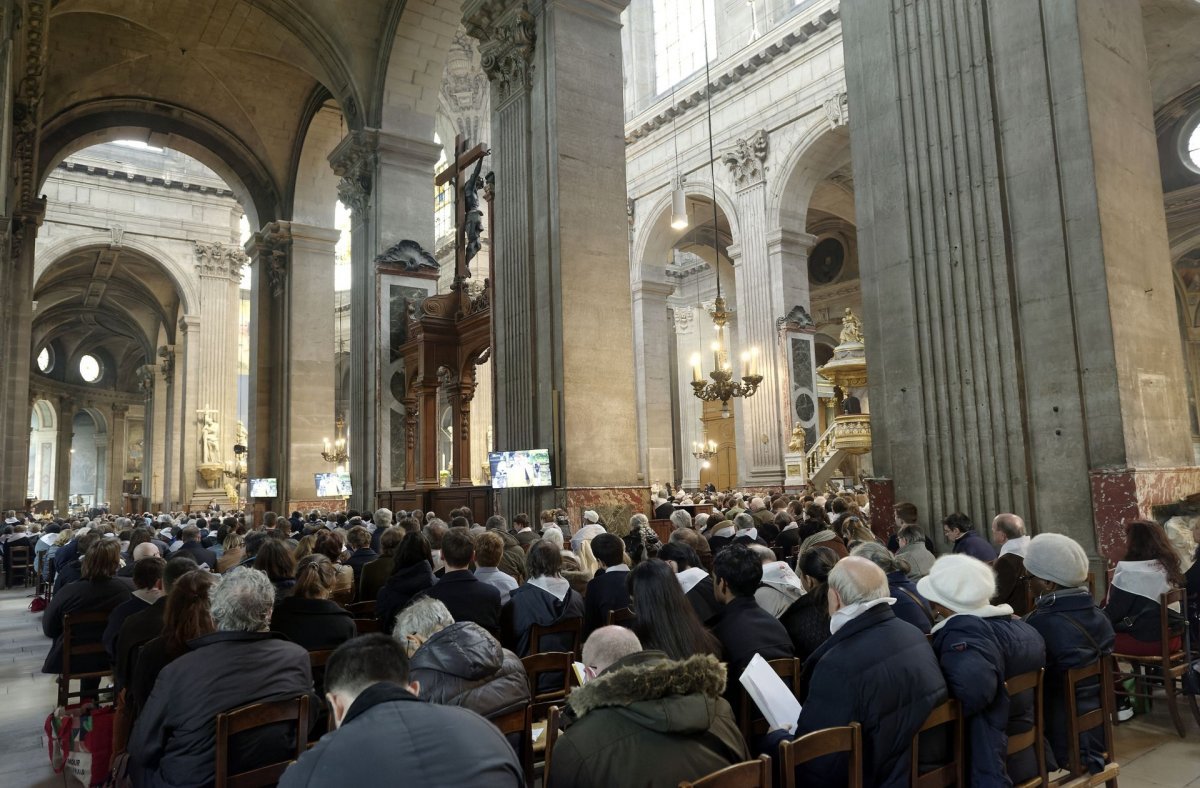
193,243,245,466
632,278,676,487
284,223,340,507
246,225,290,508
93,426,108,505
176,316,201,507
330,131,442,510
842,0,1193,559
107,403,129,510
136,364,159,505
465,0,640,520
53,396,75,514
672,303,706,490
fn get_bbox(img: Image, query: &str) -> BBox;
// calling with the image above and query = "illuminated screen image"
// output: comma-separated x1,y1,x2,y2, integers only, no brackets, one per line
248,478,277,498
315,472,353,497
488,449,552,489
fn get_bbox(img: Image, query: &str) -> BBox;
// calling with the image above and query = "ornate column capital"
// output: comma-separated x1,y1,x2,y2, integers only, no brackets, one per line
246,221,293,298
157,345,176,381
823,91,849,129
671,305,696,335
329,131,378,216
193,241,247,281
136,364,157,397
464,1,536,104
721,129,769,189
111,403,130,417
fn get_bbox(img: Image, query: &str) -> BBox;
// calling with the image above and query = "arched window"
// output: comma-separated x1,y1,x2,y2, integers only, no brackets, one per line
79,354,101,383
653,0,717,95
36,347,52,373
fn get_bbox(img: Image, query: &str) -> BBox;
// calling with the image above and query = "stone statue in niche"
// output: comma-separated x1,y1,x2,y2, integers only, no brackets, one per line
199,411,220,465
788,422,807,453
840,307,864,345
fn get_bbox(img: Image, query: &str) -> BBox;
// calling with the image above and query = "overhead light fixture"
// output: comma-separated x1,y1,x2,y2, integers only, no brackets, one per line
671,178,688,229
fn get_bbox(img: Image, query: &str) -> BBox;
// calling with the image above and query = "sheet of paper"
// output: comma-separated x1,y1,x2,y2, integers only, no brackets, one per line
573,662,589,686
531,724,546,742
739,653,802,735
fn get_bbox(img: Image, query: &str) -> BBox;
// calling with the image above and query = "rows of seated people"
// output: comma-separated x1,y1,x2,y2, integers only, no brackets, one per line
31,492,1200,787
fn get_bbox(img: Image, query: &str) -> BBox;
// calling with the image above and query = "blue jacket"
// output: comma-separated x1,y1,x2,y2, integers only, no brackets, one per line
887,571,934,634
933,613,1045,786
952,531,999,563
1024,588,1115,774
786,604,948,788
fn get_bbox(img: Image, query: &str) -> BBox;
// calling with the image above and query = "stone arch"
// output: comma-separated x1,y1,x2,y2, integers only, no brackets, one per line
631,177,742,284
31,399,57,432
373,0,465,138
289,97,347,226
38,100,277,229
35,233,201,318
768,124,852,235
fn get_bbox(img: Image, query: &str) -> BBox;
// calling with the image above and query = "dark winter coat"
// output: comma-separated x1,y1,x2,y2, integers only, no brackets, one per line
175,541,218,570
993,553,1031,615
128,630,314,788
550,651,748,788
270,596,357,652
709,596,794,697
1103,584,1180,644
887,571,934,634
345,547,379,595
1024,588,1116,774
933,613,1046,786
278,682,523,788
501,581,585,657
103,594,155,657
783,604,947,788
685,575,722,624
952,530,998,563
42,577,133,674
779,592,831,662
113,597,166,692
422,570,502,638
584,567,632,637
376,561,437,633
408,621,530,720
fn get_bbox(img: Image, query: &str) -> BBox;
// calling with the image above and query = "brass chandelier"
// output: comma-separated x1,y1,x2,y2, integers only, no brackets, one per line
321,414,350,472
687,11,761,417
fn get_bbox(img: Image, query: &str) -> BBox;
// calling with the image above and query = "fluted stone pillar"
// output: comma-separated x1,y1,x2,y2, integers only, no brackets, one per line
330,131,442,510
632,278,676,487
246,225,290,508
53,396,74,514
107,403,128,510
673,304,706,490
193,244,245,468
465,0,639,519
176,316,201,507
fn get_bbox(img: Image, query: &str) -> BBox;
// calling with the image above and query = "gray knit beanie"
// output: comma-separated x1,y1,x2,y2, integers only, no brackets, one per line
1023,533,1088,588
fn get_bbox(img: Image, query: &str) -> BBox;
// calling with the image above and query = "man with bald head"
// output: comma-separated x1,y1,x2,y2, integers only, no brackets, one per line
991,513,1031,614
774,556,947,788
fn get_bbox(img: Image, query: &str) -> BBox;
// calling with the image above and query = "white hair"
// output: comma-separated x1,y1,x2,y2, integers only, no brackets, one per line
394,597,454,644
669,510,693,530
374,508,393,527
543,527,565,550
211,567,275,632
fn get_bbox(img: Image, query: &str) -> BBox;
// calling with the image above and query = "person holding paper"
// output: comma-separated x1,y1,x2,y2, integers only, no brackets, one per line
773,556,947,788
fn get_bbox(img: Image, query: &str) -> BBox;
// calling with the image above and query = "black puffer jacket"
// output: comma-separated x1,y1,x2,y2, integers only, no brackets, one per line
409,621,530,720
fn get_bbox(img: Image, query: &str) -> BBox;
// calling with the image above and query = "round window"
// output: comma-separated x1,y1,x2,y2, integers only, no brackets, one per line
36,347,51,373
808,238,846,285
79,354,101,383
1188,121,1200,171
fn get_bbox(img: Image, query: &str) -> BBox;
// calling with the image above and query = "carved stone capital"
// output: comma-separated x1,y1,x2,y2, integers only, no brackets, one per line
193,241,247,280
111,403,130,417
464,2,536,104
329,131,378,216
823,91,849,129
247,222,292,297
136,364,157,397
10,198,46,260
721,129,769,189
671,306,696,335
12,0,49,212
157,346,175,382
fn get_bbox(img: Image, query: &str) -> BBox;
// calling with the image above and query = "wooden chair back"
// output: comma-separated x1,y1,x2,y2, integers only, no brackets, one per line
345,600,375,618
1061,659,1119,784
308,650,334,669
779,723,862,788
214,694,309,788
522,651,573,721
58,610,115,707
679,754,772,788
355,618,381,635
910,699,964,788
491,704,534,785
1111,588,1200,737
9,544,32,586
737,657,800,740
542,704,561,787
530,616,582,655
1005,668,1048,788
607,607,636,627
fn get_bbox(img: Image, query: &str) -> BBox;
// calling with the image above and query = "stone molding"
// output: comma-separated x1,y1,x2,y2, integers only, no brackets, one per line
192,240,246,281
823,91,849,128
12,0,49,212
464,1,536,105
329,131,378,216
30,377,141,409
721,129,769,189
57,160,237,198
671,305,696,335
247,222,293,297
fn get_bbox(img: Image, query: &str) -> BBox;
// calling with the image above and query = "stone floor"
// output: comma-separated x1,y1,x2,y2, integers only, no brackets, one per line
1,584,1199,787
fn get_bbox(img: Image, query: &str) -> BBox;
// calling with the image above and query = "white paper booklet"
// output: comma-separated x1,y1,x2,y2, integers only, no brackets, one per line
738,653,802,735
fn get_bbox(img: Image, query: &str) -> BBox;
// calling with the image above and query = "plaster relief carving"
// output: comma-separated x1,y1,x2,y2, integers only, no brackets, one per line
824,91,849,128
193,241,247,280
721,129,769,188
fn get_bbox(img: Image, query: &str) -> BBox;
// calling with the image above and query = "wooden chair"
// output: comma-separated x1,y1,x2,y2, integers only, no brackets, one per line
679,754,772,788
737,657,801,741
1111,588,1200,737
345,600,375,619
355,618,381,635
778,723,862,788
530,616,582,655
1050,659,1119,787
57,610,116,707
1005,668,1048,788
8,544,32,588
910,699,964,788
607,607,636,627
522,651,573,720
542,704,561,787
491,704,534,785
214,694,309,788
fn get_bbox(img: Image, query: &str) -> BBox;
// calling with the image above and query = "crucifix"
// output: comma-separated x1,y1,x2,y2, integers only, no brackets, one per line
434,134,490,291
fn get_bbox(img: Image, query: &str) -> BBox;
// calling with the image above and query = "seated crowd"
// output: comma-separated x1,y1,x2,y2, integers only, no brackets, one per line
17,486,1199,787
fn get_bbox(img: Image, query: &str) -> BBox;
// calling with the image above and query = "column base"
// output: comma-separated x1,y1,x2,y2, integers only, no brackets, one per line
1090,466,1200,562
740,467,786,490
783,452,807,491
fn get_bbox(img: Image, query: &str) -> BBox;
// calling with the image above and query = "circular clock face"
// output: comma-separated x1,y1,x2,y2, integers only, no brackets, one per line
808,238,845,285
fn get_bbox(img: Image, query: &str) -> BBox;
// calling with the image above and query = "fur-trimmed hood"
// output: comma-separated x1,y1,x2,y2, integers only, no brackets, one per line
567,651,728,730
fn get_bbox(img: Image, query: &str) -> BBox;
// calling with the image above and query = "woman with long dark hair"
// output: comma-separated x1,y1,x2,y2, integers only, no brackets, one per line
1104,520,1186,657
128,569,218,716
376,531,436,634
780,546,840,661
253,539,297,601
626,559,720,660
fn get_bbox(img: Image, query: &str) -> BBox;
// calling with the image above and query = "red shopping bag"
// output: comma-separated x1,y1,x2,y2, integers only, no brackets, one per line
45,702,115,786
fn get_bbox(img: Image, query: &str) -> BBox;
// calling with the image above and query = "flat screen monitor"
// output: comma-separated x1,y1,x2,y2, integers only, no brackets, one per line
314,472,352,497
248,478,277,498
488,449,552,489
